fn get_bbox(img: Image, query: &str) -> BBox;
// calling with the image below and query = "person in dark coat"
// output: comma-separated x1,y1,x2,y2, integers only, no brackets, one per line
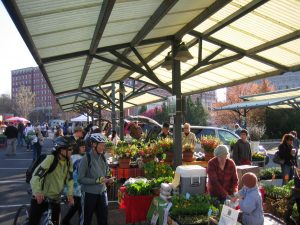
232,129,252,165
4,122,18,156
278,133,296,185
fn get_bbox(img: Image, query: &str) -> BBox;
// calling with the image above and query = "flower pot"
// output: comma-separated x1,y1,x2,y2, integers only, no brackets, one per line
119,158,131,169
182,151,194,162
165,151,174,162
204,152,214,161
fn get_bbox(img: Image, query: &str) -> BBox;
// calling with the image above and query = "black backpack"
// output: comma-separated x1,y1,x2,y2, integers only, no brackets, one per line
25,153,59,184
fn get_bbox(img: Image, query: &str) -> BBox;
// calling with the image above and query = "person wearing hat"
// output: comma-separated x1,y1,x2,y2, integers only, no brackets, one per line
73,126,84,141
207,145,238,203
233,172,264,225
78,133,114,225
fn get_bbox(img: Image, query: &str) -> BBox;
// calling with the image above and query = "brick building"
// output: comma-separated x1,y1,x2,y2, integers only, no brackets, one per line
11,67,58,116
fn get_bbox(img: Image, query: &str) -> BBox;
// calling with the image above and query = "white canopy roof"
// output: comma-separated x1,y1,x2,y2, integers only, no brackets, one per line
3,0,300,111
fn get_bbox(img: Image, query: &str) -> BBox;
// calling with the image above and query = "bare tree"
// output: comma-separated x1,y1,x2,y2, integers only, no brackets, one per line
13,85,35,118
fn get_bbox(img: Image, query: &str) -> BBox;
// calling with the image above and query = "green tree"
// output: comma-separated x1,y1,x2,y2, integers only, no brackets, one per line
185,96,208,125
265,108,300,139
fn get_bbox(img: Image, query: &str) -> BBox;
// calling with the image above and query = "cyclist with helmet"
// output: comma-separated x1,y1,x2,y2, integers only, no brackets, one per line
78,133,114,225
28,136,75,225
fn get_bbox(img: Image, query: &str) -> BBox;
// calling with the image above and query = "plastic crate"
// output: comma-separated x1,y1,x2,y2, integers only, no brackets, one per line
264,213,285,225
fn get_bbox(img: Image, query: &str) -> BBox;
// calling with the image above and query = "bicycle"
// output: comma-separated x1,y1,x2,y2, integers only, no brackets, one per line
13,196,67,225
13,204,30,225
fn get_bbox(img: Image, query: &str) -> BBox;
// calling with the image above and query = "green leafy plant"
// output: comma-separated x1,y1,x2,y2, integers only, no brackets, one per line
150,176,173,188
229,139,237,147
157,137,173,153
126,181,153,196
182,143,195,152
114,142,138,158
260,167,282,180
105,141,113,148
143,161,174,179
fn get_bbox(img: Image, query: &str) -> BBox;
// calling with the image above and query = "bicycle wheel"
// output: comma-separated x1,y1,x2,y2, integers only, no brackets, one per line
13,205,30,225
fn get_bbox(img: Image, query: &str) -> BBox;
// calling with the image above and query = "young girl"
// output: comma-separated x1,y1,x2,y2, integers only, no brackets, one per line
236,172,264,225
62,140,86,225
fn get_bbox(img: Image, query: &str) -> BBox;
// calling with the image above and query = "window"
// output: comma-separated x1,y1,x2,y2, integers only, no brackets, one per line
218,130,238,145
195,128,216,139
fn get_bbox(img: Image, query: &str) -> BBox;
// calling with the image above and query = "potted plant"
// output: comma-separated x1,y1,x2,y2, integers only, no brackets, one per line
0,133,7,148
139,144,158,163
252,152,266,167
157,138,174,162
114,141,138,168
200,136,220,161
105,140,113,153
182,143,195,162
248,124,265,152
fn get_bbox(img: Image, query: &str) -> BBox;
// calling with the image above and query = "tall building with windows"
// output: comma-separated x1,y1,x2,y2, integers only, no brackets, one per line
11,67,58,116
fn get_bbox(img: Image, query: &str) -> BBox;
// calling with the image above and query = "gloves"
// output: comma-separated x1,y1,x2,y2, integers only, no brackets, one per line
95,177,105,184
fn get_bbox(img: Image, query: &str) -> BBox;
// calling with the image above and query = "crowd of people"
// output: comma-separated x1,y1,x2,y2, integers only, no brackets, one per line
2,119,300,225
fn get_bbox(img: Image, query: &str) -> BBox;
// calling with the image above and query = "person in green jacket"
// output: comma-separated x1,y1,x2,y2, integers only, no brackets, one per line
28,136,74,225
78,133,114,225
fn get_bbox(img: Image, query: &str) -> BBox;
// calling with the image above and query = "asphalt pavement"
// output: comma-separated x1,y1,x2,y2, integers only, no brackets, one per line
0,137,124,225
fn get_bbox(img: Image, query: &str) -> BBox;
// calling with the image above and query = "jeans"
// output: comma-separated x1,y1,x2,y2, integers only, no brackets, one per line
32,143,42,161
281,164,294,185
81,192,108,225
17,133,24,146
6,138,17,155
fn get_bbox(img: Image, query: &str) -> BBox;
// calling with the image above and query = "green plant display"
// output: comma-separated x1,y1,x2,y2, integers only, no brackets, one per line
126,181,153,196
143,161,174,179
170,194,218,218
150,176,173,188
200,136,221,153
105,140,113,148
259,167,282,180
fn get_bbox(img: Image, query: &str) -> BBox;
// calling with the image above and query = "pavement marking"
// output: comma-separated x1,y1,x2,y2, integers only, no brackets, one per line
0,204,30,208
0,180,25,183
5,159,32,161
0,168,27,170
0,211,16,218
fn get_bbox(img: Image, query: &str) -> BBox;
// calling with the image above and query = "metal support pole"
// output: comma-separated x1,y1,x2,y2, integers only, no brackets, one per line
119,81,125,140
98,103,102,132
172,39,182,168
181,96,186,124
111,83,116,132
91,107,94,125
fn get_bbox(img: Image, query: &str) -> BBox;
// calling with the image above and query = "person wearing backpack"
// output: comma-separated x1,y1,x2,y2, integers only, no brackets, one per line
78,133,114,225
28,136,75,225
62,140,86,225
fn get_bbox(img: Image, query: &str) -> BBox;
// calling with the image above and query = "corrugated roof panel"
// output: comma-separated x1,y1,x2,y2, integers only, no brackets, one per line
194,0,250,33
257,40,300,67
126,93,162,106
145,0,215,39
98,0,161,47
255,0,300,30
39,40,91,58
45,57,86,73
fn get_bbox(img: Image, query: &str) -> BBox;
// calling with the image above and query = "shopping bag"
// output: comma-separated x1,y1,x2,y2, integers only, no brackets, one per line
273,151,284,165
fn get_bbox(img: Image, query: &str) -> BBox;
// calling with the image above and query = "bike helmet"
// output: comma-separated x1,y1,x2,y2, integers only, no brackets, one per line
54,136,74,151
90,133,107,143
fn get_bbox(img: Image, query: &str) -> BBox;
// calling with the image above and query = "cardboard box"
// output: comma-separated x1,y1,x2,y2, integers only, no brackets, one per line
236,165,260,189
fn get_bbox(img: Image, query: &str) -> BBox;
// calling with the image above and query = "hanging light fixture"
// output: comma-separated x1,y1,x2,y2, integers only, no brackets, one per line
174,42,193,62
161,52,172,70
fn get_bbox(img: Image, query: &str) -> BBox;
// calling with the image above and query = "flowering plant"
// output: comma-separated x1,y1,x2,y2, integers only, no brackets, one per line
200,136,220,153
138,144,158,159
114,141,138,158
157,137,173,153
182,143,194,152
